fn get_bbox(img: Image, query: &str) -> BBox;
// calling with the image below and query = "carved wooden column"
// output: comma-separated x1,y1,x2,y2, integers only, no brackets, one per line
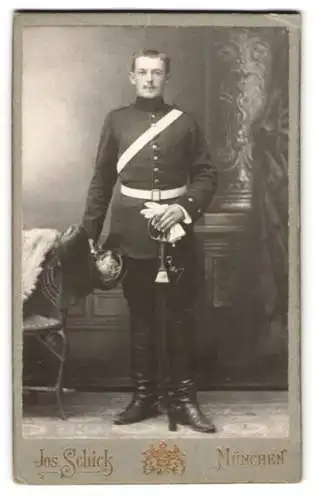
206,28,273,213
194,28,289,388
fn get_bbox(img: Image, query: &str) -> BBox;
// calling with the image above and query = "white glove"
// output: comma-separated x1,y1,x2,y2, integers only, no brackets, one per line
140,202,186,244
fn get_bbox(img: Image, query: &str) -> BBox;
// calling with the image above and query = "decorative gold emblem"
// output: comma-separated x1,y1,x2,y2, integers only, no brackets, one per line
142,441,186,475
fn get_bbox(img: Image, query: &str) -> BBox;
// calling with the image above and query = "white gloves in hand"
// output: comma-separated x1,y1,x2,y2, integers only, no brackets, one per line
140,202,186,244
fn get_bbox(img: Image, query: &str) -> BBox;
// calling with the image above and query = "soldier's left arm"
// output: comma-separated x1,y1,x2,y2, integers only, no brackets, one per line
176,120,218,223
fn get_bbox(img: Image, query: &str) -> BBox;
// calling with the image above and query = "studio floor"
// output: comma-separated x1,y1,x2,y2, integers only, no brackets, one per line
22,390,289,439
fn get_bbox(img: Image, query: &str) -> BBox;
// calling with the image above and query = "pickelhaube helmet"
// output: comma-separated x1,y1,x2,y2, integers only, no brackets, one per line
58,224,125,296
91,245,125,291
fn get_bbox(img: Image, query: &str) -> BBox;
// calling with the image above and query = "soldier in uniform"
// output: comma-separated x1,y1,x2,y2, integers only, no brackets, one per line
82,49,218,433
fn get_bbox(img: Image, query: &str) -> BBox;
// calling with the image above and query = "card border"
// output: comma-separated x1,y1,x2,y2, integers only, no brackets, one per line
12,10,301,484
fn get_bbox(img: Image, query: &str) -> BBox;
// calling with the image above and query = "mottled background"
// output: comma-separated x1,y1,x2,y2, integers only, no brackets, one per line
22,26,289,391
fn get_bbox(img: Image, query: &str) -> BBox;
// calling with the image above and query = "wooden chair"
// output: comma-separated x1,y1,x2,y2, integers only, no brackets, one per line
23,249,67,420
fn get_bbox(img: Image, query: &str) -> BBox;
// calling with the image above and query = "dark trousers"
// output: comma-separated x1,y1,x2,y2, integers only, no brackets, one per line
121,240,198,393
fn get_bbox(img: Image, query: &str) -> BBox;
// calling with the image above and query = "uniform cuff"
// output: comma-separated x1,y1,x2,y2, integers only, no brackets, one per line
176,195,203,223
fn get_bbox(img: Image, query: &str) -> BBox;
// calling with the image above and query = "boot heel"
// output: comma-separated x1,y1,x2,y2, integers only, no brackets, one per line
167,404,178,431
168,419,177,432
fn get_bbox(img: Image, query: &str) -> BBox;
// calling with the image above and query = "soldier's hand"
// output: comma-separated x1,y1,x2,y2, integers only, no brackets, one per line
88,239,102,256
154,204,185,232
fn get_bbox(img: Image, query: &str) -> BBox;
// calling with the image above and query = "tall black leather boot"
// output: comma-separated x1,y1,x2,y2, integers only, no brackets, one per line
168,316,216,434
171,379,216,433
113,377,160,425
113,312,160,425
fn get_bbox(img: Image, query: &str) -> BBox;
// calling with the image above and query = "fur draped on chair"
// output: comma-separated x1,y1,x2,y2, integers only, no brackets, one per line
22,228,60,303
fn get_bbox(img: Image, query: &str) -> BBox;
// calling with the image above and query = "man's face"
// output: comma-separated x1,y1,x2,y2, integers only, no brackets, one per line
129,56,169,99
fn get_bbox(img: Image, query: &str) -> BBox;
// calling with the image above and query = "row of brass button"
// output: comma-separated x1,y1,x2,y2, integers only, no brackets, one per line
149,112,201,215
151,113,160,189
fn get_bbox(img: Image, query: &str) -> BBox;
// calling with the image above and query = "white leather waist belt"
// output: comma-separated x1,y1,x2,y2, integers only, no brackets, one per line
121,184,187,201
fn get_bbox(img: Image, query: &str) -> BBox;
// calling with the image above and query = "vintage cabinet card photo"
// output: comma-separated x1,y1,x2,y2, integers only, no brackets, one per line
12,11,301,484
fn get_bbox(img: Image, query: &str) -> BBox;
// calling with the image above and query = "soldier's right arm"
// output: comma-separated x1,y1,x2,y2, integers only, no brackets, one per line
81,112,118,244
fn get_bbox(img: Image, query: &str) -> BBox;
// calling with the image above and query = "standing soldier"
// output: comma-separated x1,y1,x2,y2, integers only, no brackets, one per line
82,49,218,433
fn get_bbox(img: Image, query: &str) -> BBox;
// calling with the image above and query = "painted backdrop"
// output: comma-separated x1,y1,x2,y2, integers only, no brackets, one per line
22,26,289,390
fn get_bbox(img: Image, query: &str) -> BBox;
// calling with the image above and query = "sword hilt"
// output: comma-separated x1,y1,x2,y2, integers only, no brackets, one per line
148,218,170,284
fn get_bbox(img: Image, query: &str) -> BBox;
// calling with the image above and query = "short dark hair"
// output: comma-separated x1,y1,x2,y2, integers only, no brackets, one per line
131,49,171,74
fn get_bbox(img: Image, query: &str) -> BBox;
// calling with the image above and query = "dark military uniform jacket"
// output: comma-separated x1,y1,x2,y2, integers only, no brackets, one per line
82,96,218,259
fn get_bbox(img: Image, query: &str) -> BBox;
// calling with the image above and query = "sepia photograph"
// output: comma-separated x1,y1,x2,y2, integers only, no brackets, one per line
13,11,301,484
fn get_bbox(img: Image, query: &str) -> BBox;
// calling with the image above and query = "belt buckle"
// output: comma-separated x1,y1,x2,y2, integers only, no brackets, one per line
151,189,161,202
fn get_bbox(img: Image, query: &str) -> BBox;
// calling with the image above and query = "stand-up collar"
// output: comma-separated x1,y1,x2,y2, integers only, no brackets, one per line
134,96,167,112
